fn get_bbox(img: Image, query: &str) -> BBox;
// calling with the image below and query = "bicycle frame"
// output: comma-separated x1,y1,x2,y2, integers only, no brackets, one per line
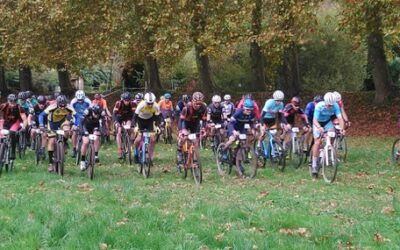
140,131,151,164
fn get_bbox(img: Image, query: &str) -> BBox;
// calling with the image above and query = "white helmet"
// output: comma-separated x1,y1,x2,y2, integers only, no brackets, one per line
223,94,231,101
144,92,156,104
324,92,336,105
332,91,341,102
75,90,85,100
273,90,284,101
212,95,221,103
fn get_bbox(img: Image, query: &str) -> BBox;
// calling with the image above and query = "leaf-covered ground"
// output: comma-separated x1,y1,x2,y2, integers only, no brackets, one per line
0,136,399,249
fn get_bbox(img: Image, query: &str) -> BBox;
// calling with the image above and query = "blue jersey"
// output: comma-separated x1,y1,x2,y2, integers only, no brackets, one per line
305,101,315,122
229,108,256,134
71,97,91,126
314,102,341,123
262,99,283,119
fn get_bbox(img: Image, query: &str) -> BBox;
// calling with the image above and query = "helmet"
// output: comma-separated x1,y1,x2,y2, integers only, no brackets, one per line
291,96,301,106
37,95,46,105
212,95,221,103
144,92,156,104
54,91,61,99
75,90,85,100
164,93,171,99
7,94,17,102
323,92,336,105
18,91,26,100
332,91,341,102
244,93,252,99
192,92,204,102
223,94,231,101
135,92,143,100
121,92,132,101
94,93,102,100
273,90,284,101
182,94,189,102
92,104,102,115
244,98,254,109
313,95,323,103
56,95,67,107
25,91,33,98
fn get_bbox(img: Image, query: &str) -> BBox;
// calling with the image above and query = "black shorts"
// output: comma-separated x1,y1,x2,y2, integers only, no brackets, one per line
263,118,276,127
137,117,155,132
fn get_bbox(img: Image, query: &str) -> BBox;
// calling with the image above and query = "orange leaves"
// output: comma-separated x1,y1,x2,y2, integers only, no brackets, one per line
279,227,310,238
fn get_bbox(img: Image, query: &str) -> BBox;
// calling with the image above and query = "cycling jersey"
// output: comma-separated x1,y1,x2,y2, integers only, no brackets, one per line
281,103,308,126
180,102,207,133
314,102,341,123
81,107,106,134
237,98,261,119
0,103,25,129
71,97,91,126
92,98,108,110
135,101,160,120
228,108,256,135
158,99,173,111
207,104,224,123
39,104,75,130
113,100,135,122
262,99,283,119
17,100,33,114
222,101,235,118
305,101,316,124
32,104,47,124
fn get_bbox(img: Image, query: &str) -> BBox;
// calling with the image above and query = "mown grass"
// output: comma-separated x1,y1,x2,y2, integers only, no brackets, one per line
0,137,399,249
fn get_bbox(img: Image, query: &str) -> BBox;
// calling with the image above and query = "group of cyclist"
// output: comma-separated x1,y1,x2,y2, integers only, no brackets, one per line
0,88,349,179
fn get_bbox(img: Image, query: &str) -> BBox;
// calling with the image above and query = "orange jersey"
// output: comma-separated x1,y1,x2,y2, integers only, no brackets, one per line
92,99,108,109
158,99,173,111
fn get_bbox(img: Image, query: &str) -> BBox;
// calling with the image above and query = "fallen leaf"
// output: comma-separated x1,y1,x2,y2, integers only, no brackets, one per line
381,207,395,215
100,243,108,249
215,232,224,241
259,191,269,198
116,218,129,226
367,184,375,190
385,186,394,194
374,232,383,242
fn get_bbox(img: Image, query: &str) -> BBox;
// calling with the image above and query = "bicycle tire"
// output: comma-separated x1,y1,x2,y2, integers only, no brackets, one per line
142,146,151,178
191,148,202,184
0,142,5,176
335,135,347,163
235,147,257,178
216,143,232,176
124,134,133,165
253,140,266,169
322,145,338,183
183,152,188,179
287,138,304,169
270,140,286,172
75,135,82,166
167,125,173,144
35,134,42,165
87,143,95,180
18,131,25,159
391,138,400,165
57,141,65,176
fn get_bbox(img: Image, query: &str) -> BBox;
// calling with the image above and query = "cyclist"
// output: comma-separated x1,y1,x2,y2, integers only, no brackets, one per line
176,92,207,165
132,92,161,163
79,105,105,170
70,90,91,158
280,96,311,149
222,94,235,120
112,92,135,159
236,93,261,119
0,94,28,161
25,91,38,107
39,95,75,172
92,93,112,138
17,92,33,114
332,91,350,128
207,95,225,147
159,93,174,121
175,94,190,130
28,95,48,151
311,92,346,177
259,90,285,144
304,95,323,152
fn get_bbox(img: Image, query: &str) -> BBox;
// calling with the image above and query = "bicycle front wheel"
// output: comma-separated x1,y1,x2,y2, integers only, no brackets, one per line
87,143,95,180
322,145,338,183
0,142,5,176
216,143,232,176
392,138,400,165
235,147,257,178
191,148,202,184
57,141,65,176
142,146,151,178
270,141,286,172
288,138,304,169
335,136,347,163
35,134,42,165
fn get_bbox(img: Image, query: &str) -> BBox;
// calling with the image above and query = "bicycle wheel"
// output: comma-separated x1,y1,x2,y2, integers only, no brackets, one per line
287,138,304,169
391,138,400,165
253,140,266,169
183,152,188,179
216,143,232,176
335,136,347,163
191,148,202,184
35,134,42,165
57,141,65,176
212,133,222,155
142,146,151,178
18,131,25,159
166,126,173,144
0,143,5,176
235,147,257,178
75,135,82,166
87,143,95,180
322,145,338,183
270,141,286,172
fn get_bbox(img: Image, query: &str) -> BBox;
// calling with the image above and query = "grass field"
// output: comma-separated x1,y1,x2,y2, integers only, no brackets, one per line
0,137,399,249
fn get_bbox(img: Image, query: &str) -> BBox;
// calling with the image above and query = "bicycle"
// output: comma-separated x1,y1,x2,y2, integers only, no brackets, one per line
99,118,110,144
53,129,66,176
216,124,257,178
137,130,153,178
178,133,202,184
391,138,400,165
199,121,207,150
85,129,98,180
121,123,133,165
283,127,304,169
34,127,46,165
254,128,286,171
0,129,14,175
211,123,223,155
163,116,173,144
17,125,27,159
334,124,347,163
310,131,338,183
75,128,83,166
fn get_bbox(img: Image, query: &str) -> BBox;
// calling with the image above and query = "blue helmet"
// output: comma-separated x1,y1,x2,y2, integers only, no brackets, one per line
164,93,171,99
244,98,254,109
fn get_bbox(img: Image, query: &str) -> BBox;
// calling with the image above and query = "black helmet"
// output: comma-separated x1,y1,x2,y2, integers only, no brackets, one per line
56,95,67,107
25,91,33,98
92,104,103,115
135,92,143,100
37,95,46,105
7,94,17,102
121,92,132,101
313,95,323,103
18,91,26,100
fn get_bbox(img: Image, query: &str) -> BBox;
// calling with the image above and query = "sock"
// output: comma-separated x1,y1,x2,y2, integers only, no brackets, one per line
312,156,317,167
81,155,86,161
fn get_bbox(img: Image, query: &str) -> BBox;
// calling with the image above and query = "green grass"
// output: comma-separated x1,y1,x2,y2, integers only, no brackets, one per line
0,137,399,249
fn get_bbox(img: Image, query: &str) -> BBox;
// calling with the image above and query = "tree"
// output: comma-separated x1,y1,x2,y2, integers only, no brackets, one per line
19,66,33,91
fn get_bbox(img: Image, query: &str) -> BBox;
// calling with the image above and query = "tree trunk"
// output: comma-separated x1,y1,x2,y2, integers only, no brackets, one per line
122,63,143,89
144,55,162,92
194,44,214,93
366,7,392,104
57,63,75,96
249,0,267,91
19,66,33,91
0,60,7,95
278,44,301,98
